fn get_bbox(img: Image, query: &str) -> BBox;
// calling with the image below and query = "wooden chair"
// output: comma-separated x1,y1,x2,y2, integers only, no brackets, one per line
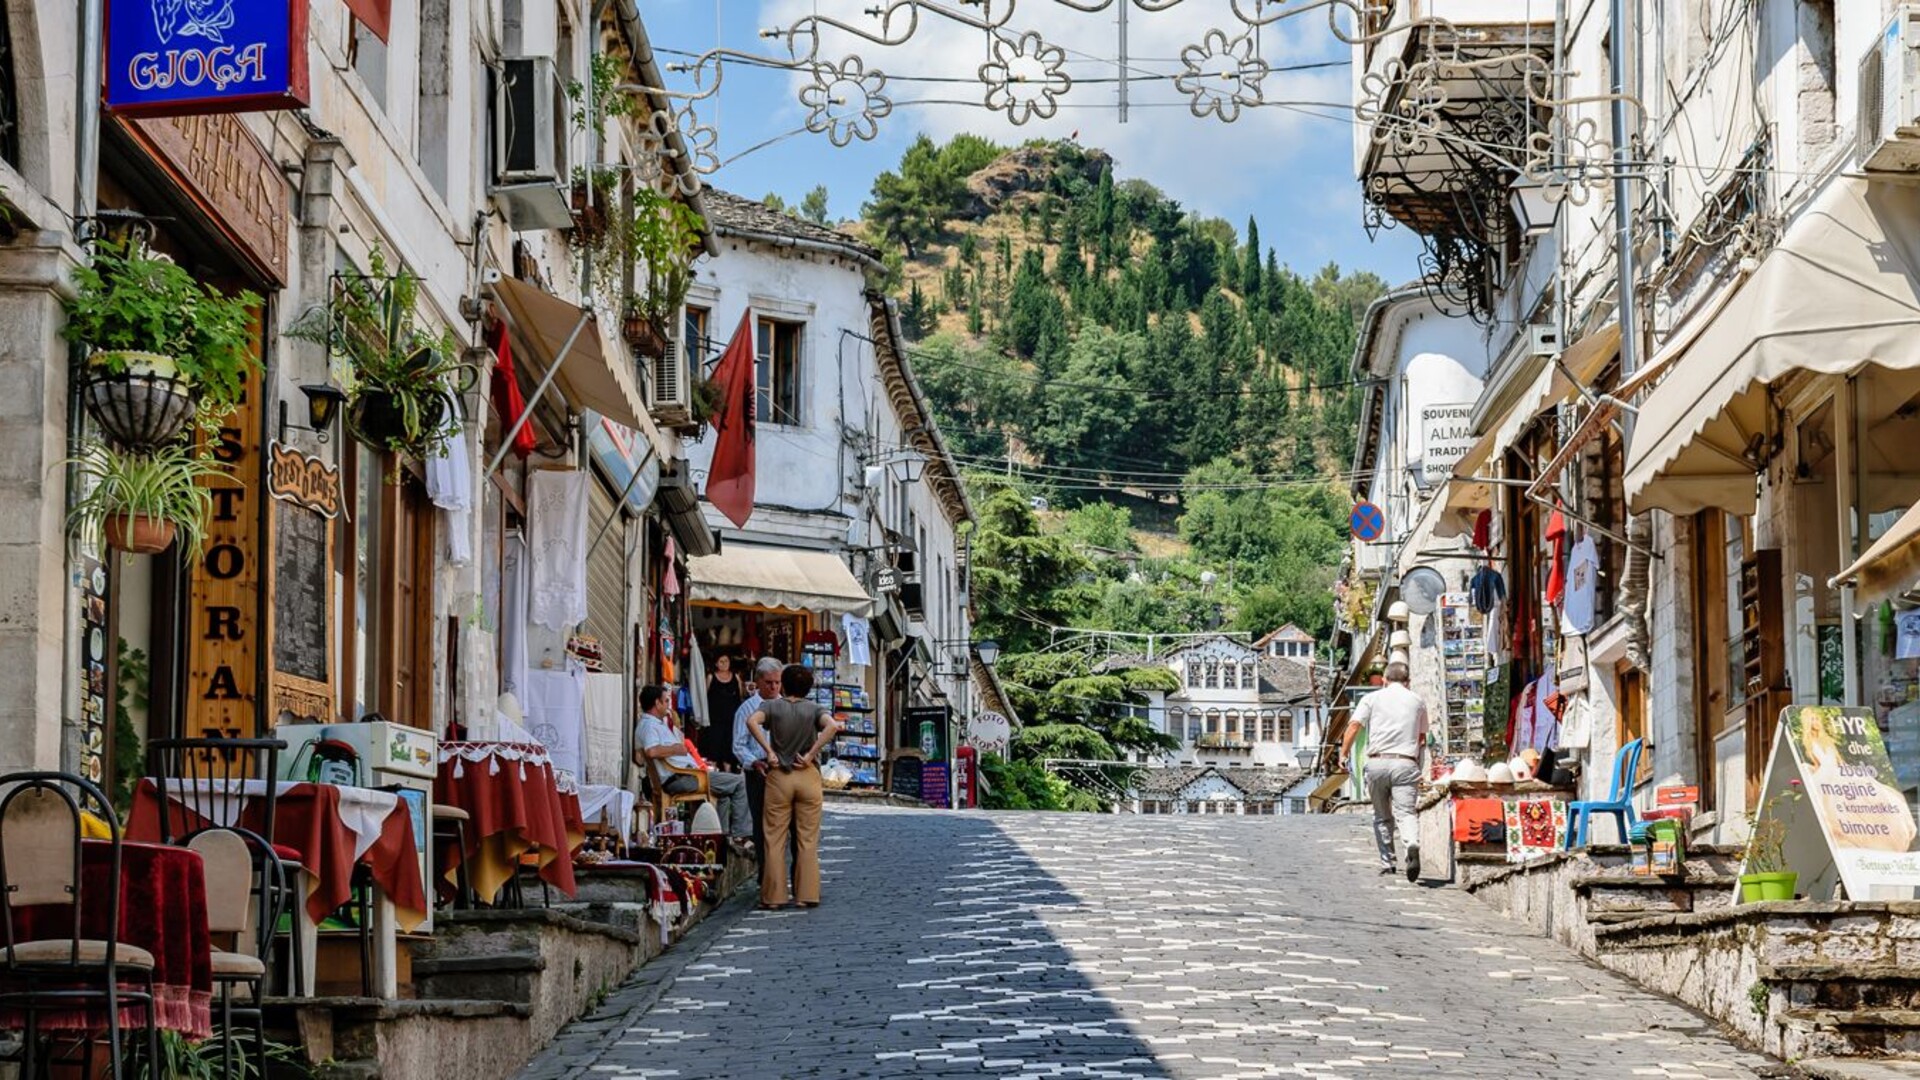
430,804,473,909
187,827,284,1080
638,757,711,828
0,772,159,1079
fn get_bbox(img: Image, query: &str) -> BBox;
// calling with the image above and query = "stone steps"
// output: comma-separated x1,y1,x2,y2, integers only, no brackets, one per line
1782,1007,1920,1058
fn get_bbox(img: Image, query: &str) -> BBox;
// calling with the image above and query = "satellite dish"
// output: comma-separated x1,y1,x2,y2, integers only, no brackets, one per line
1400,566,1447,615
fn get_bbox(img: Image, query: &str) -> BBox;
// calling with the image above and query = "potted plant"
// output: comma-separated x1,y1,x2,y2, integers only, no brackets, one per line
67,443,227,557
689,374,723,426
570,166,620,248
288,255,474,460
63,236,263,449
624,187,703,359
1739,781,1802,902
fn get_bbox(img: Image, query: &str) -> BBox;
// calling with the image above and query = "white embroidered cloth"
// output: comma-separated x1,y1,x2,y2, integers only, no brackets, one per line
528,469,588,630
157,779,403,860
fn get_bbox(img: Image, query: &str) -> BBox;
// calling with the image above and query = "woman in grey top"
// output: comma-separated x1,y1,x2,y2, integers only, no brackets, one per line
746,664,841,909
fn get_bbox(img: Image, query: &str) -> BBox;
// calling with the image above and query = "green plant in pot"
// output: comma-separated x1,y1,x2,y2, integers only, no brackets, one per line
289,255,474,460
623,187,703,358
67,443,228,557
1739,781,1802,902
63,235,263,449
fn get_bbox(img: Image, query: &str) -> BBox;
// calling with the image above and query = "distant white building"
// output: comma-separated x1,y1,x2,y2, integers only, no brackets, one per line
1254,624,1317,661
1132,765,1307,816
1106,634,1324,774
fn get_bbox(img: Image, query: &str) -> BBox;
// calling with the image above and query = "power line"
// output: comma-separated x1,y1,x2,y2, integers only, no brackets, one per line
901,343,1379,398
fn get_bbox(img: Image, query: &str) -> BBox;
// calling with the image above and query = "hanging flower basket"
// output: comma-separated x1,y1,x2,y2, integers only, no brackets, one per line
623,312,667,359
102,512,176,555
348,386,448,454
82,351,199,450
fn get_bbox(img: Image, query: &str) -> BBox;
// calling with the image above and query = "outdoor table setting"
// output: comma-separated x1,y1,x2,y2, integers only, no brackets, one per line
0,839,213,1040
126,778,429,931
436,743,585,903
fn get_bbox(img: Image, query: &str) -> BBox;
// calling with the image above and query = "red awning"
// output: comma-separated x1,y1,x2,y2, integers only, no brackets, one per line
346,0,392,42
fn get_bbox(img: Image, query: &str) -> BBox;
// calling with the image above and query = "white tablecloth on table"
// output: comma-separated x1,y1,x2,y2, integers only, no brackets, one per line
576,784,636,844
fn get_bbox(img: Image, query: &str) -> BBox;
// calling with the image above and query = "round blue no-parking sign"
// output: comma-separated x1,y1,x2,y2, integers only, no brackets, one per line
1350,501,1385,542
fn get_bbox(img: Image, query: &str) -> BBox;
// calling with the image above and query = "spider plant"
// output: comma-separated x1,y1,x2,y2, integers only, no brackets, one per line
67,443,229,558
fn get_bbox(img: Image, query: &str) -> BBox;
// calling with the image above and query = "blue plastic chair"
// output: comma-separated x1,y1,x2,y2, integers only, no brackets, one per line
1563,738,1644,848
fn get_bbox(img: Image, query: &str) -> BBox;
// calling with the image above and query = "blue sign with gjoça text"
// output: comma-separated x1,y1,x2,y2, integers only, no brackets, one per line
106,0,310,116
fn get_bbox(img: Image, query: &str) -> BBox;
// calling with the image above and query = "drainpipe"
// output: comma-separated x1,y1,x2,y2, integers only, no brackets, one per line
1608,0,1653,670
610,0,719,257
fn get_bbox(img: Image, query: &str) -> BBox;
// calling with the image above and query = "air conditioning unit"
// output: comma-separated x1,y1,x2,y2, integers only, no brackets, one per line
1860,7,1920,172
490,57,572,230
648,315,692,424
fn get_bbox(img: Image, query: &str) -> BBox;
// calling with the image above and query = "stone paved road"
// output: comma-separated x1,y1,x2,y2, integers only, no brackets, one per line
519,806,1781,1080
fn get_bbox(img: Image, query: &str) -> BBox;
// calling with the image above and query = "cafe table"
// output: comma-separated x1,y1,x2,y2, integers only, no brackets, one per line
436,743,586,903
128,778,428,997
0,839,213,1040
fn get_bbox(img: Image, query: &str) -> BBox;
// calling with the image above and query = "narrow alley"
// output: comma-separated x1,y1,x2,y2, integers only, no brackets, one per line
519,808,1774,1080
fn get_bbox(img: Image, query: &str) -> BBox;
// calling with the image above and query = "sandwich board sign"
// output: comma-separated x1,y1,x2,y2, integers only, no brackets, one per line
1742,706,1920,901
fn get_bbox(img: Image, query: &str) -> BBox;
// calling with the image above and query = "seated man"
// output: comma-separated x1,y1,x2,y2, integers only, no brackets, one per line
635,684,753,847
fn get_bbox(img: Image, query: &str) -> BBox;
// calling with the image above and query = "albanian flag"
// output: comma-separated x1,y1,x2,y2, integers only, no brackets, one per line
706,308,757,528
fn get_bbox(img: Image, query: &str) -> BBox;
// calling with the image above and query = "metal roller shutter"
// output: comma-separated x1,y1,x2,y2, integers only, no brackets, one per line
585,476,627,672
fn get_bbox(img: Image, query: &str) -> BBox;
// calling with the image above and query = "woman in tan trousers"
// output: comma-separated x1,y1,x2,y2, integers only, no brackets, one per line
746,664,840,909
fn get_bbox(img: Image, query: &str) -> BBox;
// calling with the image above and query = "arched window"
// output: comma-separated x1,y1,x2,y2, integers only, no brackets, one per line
1203,661,1219,688
1186,711,1203,743
1205,709,1222,735
1242,662,1257,687
1279,711,1295,742
1223,710,1239,739
1221,663,1237,690
1259,711,1276,742
1185,660,1200,686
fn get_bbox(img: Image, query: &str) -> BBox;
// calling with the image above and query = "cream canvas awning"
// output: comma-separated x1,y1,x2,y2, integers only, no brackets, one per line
1835,502,1920,607
688,545,874,616
492,276,648,432
1625,177,1920,515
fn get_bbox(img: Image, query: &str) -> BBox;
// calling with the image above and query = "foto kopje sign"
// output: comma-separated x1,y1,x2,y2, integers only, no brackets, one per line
106,0,310,116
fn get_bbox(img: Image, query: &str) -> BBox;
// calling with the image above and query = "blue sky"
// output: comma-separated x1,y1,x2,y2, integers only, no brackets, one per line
642,1,1423,283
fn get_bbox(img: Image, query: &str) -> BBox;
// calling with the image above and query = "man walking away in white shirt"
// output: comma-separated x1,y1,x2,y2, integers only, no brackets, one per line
1341,663,1429,881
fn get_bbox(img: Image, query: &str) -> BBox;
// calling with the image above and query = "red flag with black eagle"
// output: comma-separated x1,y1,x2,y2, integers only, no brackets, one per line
706,308,757,528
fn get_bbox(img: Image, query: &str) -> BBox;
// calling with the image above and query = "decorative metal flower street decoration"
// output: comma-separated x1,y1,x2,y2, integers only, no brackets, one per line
979,30,1071,125
800,56,894,146
1174,28,1269,122
1524,115,1610,205
1356,58,1448,156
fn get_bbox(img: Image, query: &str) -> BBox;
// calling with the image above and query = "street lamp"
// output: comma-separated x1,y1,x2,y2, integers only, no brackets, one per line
1510,176,1557,237
974,639,1000,667
278,383,349,443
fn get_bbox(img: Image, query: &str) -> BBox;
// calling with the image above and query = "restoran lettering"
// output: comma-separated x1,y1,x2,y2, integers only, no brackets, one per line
127,43,267,93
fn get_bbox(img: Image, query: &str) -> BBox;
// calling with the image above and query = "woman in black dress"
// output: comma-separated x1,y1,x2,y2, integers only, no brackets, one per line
701,653,745,768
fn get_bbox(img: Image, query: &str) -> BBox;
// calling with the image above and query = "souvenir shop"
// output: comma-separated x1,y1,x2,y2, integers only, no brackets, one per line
685,546,883,787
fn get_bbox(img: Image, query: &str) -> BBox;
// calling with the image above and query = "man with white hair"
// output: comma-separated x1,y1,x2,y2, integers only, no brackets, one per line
732,657,785,860
1341,662,1429,881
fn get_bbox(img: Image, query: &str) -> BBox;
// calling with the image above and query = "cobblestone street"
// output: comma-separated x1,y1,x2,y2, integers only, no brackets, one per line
520,806,1779,1080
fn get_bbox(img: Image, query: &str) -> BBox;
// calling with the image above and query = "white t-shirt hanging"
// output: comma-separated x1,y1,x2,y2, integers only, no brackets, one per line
1561,535,1601,635
842,614,873,667
1897,609,1920,660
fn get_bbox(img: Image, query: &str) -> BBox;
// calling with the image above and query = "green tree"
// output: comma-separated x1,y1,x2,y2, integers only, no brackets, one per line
1241,216,1262,300
966,477,1093,653
799,184,831,224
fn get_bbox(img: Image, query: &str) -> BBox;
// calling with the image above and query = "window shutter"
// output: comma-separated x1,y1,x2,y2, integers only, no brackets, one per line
585,479,627,672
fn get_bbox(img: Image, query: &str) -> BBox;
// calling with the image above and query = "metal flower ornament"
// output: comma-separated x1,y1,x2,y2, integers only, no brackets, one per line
1356,58,1447,156
801,56,894,146
1174,29,1269,122
1524,115,1611,206
979,30,1071,125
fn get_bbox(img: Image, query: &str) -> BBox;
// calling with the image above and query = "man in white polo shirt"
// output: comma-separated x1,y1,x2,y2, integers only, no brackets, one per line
1341,662,1429,881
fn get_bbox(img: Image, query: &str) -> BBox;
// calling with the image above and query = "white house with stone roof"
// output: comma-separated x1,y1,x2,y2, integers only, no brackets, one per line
1114,635,1324,772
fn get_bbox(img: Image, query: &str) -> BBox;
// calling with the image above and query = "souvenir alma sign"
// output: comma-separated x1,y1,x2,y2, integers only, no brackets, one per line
267,441,341,517
105,0,311,116
1745,706,1920,901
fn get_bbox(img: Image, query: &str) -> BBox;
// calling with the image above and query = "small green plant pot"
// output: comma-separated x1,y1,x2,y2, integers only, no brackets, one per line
1740,871,1797,903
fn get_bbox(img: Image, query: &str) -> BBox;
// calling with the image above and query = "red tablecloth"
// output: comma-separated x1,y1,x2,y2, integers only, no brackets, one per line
127,779,429,931
436,744,583,901
1,841,212,1039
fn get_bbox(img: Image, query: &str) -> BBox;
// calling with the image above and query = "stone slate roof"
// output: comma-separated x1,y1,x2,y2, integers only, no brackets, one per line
702,189,881,262
1159,634,1251,659
1258,657,1315,704
1131,765,1306,799
1091,652,1156,675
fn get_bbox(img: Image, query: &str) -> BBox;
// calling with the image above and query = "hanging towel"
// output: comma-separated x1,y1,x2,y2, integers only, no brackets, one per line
523,663,587,784
581,672,626,784
427,423,474,565
501,530,531,699
843,614,872,667
1561,535,1600,635
529,469,589,631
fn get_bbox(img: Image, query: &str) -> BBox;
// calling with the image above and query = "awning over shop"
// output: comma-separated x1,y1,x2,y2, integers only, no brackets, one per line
1625,177,1920,515
1835,501,1920,607
688,545,873,616
492,276,647,432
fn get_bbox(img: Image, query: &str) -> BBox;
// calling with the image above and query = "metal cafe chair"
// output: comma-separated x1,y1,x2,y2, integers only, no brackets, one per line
187,827,285,1080
0,772,159,1079
145,738,305,995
